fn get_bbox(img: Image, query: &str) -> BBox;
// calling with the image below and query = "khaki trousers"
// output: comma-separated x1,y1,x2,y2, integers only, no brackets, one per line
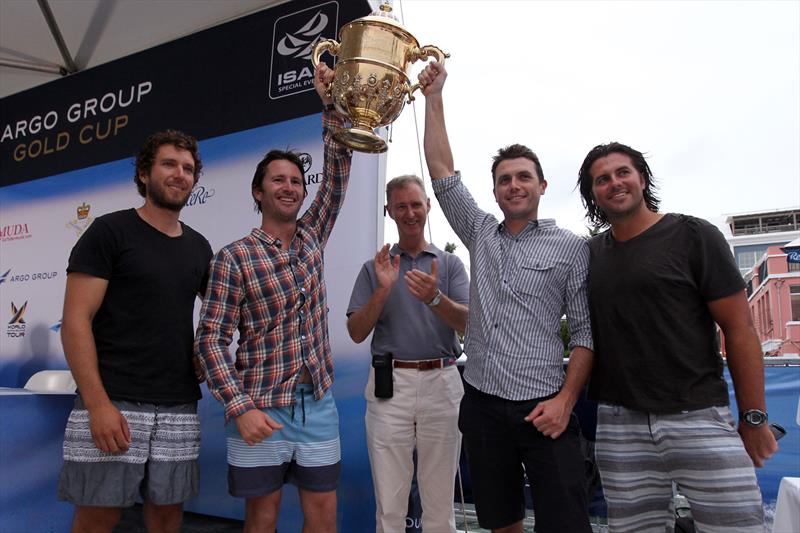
365,364,464,533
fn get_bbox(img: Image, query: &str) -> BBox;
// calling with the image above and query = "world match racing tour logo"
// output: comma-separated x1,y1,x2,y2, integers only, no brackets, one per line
6,301,27,338
270,1,339,99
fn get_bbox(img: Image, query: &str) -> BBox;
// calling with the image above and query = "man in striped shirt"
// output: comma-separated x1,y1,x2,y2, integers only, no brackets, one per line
419,63,594,533
194,63,351,533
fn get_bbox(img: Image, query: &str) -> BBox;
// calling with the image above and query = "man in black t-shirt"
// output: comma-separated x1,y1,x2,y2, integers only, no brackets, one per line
57,131,213,533
577,142,777,532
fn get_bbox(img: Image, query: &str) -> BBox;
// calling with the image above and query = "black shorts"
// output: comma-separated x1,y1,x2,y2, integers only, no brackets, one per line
458,382,591,532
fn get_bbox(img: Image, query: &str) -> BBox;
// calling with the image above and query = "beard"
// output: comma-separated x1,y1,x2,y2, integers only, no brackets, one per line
148,181,192,212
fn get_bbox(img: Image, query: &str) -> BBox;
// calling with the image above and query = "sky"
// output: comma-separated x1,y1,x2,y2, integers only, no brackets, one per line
380,0,800,262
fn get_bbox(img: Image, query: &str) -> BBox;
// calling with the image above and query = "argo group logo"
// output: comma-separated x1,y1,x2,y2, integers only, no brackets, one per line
6,300,28,338
269,1,339,100
0,268,58,285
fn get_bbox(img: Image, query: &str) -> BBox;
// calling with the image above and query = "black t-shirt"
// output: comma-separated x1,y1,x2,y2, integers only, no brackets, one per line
67,208,213,403
587,213,744,413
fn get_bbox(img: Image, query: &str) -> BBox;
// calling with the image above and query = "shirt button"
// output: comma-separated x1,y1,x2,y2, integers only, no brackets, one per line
301,335,306,340
300,287,306,293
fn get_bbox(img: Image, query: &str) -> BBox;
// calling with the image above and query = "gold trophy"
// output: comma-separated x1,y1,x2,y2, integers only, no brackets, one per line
311,1,448,153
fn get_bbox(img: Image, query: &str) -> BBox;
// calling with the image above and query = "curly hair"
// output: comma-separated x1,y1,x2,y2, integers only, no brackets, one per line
577,142,660,227
134,130,202,197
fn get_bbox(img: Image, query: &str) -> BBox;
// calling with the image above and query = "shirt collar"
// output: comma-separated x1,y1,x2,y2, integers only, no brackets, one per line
251,226,304,248
497,218,556,237
390,242,438,259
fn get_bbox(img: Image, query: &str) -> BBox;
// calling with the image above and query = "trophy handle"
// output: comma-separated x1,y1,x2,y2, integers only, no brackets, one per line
312,39,340,67
405,46,450,103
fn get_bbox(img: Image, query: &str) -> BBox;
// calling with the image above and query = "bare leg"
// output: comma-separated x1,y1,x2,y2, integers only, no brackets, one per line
244,490,283,533
299,489,337,533
71,506,122,533
142,500,183,533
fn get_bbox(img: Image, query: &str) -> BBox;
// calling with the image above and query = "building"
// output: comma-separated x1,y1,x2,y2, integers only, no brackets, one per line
723,207,800,276
743,243,800,357
719,208,800,357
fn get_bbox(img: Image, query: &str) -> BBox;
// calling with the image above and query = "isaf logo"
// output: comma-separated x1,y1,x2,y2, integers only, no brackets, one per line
6,300,28,338
270,1,339,100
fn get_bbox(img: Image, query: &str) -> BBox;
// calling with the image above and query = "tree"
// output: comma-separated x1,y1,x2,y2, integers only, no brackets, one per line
444,242,457,253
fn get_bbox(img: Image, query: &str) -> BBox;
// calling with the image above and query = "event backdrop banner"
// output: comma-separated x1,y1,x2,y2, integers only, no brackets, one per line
0,1,384,531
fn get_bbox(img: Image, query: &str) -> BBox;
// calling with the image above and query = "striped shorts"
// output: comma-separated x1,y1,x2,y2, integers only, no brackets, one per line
226,384,341,497
58,396,200,507
595,403,764,533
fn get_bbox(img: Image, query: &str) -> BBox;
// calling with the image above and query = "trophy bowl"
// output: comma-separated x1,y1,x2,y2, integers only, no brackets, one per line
311,2,448,153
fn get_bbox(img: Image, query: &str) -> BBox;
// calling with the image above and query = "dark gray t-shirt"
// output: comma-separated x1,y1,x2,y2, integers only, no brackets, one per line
346,243,469,361
587,213,744,413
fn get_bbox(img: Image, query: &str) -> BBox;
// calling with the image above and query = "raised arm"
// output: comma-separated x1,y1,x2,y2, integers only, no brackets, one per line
300,62,353,245
61,273,131,453
420,61,455,180
709,290,777,467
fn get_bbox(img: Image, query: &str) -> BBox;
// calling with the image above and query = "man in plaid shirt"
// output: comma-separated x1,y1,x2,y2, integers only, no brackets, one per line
195,63,352,532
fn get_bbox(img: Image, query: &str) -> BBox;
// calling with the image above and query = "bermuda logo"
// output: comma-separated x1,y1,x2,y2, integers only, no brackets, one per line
0,222,31,242
6,301,27,338
66,201,95,237
0,269,9,285
269,1,339,100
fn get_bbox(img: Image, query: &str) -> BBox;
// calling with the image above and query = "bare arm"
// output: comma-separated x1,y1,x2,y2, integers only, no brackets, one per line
709,290,777,467
347,245,399,343
420,61,455,180
61,272,131,453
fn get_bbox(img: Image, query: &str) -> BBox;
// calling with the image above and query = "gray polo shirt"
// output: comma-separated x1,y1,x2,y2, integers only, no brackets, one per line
346,243,469,361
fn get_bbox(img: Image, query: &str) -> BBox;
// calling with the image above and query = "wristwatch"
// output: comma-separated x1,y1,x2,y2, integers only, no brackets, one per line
427,289,442,307
740,409,768,427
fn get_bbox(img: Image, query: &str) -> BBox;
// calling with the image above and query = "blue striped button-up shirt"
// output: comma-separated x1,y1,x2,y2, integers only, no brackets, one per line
432,172,592,400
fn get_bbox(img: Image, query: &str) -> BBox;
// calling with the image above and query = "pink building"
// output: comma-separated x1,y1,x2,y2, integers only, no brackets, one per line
741,244,800,357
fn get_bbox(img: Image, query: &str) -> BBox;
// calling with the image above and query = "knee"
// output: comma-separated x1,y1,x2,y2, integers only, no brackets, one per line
72,506,122,533
144,503,183,533
245,497,280,531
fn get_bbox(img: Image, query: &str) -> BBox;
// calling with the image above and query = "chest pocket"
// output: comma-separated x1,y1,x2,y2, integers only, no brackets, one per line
512,260,560,302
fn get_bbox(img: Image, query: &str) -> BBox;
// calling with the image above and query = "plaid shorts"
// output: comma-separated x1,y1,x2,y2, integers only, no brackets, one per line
57,395,200,507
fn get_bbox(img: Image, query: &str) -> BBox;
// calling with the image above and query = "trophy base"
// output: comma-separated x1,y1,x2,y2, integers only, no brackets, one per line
333,127,388,154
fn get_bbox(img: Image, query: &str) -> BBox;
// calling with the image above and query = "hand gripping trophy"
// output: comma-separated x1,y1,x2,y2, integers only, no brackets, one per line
311,1,448,153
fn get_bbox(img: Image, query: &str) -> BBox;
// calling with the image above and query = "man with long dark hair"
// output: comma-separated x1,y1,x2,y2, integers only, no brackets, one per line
577,142,777,532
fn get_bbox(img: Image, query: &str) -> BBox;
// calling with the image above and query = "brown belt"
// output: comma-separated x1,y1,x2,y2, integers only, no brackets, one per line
393,357,457,371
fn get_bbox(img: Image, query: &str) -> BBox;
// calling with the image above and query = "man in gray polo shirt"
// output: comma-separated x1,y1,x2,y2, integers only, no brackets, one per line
418,63,594,533
346,174,469,533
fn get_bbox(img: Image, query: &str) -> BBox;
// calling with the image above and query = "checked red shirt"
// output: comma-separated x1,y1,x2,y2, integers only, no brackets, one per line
195,110,352,421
